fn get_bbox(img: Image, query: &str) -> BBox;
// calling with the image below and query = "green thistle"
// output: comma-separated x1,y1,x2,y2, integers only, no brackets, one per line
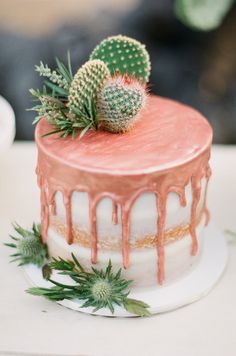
27,254,150,317
90,35,151,83
98,76,146,133
5,223,48,267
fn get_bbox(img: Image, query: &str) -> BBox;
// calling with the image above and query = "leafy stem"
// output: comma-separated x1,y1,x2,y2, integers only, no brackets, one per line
27,254,151,317
30,54,99,138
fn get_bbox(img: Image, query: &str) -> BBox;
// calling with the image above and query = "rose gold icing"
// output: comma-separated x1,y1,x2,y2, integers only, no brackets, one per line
112,201,118,225
35,95,212,284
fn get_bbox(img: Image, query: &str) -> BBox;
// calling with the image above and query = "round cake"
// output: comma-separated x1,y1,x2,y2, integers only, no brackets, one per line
35,95,212,288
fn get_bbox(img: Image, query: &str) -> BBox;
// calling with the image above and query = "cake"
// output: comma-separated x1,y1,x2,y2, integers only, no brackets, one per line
35,94,212,288
32,35,212,290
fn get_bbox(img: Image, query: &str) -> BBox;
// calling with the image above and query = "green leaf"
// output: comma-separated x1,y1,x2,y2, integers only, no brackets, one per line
67,50,73,78
41,129,64,137
13,223,30,237
123,298,151,317
71,253,85,272
55,57,72,84
44,80,68,96
4,243,17,248
79,123,92,138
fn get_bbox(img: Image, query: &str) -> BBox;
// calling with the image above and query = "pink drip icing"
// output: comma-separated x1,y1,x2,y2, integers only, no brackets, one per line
51,200,57,216
156,194,167,284
39,176,49,243
90,198,98,264
47,190,57,216
35,95,212,285
36,148,211,283
112,201,118,225
203,164,212,225
63,192,73,244
190,176,202,256
121,204,131,269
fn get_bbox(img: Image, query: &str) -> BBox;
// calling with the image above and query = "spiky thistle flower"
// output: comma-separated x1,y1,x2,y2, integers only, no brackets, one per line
98,75,147,133
27,254,150,316
90,35,151,83
5,223,48,267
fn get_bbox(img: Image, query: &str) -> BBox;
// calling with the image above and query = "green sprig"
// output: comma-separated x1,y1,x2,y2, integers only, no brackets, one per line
30,53,98,138
5,223,48,267
27,254,151,317
35,61,70,90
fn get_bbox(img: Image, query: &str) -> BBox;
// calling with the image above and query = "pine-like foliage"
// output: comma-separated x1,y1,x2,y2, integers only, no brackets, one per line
98,76,146,133
90,35,151,83
68,59,110,119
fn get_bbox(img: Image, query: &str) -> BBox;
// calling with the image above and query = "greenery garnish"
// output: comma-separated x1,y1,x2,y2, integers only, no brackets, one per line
5,223,48,267
29,53,99,138
27,254,151,317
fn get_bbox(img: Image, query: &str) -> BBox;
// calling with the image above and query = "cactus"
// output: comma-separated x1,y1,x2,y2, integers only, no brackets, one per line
98,76,147,133
68,59,110,119
90,35,151,83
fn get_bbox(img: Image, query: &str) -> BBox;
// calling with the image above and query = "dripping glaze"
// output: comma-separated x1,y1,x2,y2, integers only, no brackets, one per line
35,96,212,285
36,152,211,285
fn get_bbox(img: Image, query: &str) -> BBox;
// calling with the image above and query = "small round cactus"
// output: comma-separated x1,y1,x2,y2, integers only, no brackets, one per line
98,76,147,133
68,59,110,119
90,35,151,83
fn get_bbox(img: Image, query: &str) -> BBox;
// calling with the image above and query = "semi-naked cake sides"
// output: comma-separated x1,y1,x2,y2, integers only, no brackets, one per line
35,95,212,288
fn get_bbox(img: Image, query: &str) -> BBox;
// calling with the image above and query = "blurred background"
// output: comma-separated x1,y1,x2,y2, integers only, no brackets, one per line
0,0,235,142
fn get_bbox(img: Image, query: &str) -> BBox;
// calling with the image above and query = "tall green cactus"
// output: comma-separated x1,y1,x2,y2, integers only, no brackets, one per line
90,35,151,83
98,76,146,133
68,59,110,119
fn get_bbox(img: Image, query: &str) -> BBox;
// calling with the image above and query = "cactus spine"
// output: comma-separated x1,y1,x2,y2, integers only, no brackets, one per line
98,76,146,133
68,59,110,119
90,35,151,83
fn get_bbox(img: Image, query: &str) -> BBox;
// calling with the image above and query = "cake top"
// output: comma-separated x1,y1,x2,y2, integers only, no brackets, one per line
36,95,212,175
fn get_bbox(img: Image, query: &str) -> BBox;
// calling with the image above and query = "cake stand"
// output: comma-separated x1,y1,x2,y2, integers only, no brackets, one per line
24,222,228,317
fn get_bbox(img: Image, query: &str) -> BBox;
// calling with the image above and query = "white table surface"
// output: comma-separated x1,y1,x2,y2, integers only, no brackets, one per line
0,143,236,356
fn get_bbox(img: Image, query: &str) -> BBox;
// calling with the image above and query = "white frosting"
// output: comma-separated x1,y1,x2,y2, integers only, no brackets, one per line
47,178,207,287
47,218,205,288
54,179,206,243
